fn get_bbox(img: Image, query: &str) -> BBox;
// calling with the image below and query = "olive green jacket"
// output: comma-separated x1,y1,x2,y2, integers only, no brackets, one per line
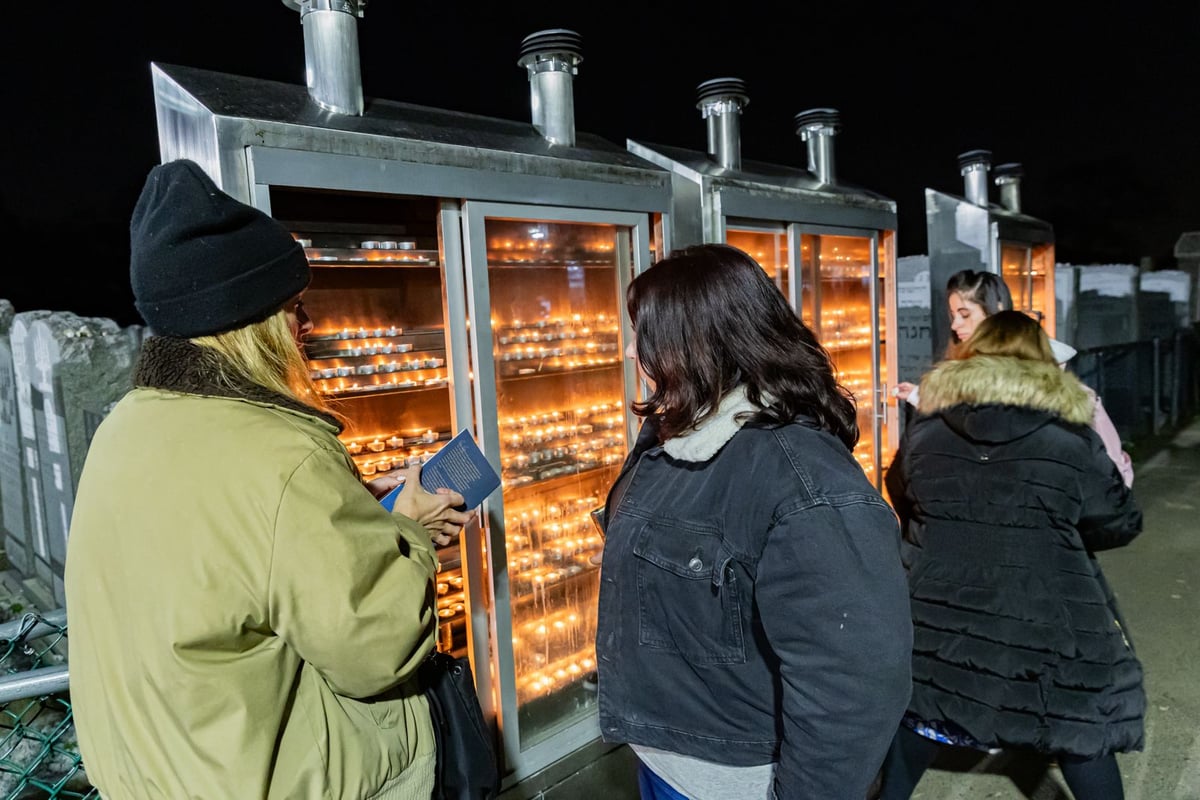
65,337,439,799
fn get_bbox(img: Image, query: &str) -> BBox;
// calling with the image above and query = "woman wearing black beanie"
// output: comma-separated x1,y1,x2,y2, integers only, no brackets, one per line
64,159,472,799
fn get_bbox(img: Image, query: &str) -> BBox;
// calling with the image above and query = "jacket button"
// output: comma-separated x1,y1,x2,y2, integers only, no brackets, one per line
688,557,704,572
980,453,989,461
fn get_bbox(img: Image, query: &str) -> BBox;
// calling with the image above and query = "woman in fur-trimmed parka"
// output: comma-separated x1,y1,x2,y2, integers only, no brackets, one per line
879,311,1144,800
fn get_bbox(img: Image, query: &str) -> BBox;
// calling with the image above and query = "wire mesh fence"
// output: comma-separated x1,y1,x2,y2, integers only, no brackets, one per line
0,609,94,799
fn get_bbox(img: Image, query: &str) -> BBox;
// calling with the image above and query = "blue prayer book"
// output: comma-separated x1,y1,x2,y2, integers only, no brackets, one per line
378,429,501,512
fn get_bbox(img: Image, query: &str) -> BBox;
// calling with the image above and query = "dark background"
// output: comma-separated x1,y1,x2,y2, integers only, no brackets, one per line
4,3,1197,327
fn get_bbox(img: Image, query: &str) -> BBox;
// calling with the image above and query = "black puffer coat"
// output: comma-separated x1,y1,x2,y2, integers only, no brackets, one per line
885,354,1145,757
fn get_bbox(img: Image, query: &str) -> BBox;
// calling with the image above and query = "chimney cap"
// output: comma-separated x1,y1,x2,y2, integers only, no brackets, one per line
282,0,367,16
696,77,749,108
957,149,992,171
518,28,583,65
794,108,841,135
993,162,1024,181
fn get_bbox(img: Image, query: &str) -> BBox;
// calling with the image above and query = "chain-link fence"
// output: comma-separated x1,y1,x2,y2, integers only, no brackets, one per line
0,609,94,799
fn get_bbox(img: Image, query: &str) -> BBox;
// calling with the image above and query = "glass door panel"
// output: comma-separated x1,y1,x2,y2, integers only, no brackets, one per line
799,234,818,324
1002,241,1056,337
278,193,473,658
1031,244,1056,337
1001,242,1034,318
727,226,788,303
813,234,875,478
877,231,896,494
482,217,631,751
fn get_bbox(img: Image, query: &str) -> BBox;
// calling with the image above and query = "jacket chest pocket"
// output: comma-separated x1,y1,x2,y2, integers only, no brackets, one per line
633,519,747,664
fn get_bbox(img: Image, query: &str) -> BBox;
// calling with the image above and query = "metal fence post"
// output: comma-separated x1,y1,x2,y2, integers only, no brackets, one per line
1152,337,1162,435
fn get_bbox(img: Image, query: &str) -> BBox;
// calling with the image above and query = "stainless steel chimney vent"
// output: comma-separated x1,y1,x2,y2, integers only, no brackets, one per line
518,29,584,146
957,149,992,208
696,78,749,171
282,0,367,116
794,108,840,185
993,162,1024,213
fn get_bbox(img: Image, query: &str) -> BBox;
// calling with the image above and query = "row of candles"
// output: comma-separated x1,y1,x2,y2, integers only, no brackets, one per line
495,316,621,374
500,402,622,431
500,402,627,485
435,575,467,653
345,428,445,476
308,325,409,342
505,498,605,602
498,341,620,363
309,339,416,357
821,262,874,280
501,405,624,450
310,356,443,380
512,604,599,702
318,374,447,396
494,314,619,345
499,355,621,378
505,495,605,546
818,307,874,350
304,323,448,396
837,368,873,404
501,445,624,488
486,235,616,264
311,315,620,349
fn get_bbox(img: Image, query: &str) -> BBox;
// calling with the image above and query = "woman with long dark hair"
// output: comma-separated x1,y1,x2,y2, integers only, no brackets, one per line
594,243,913,799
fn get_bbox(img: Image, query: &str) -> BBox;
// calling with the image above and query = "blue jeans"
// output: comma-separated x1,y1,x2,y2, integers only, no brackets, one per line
638,761,689,800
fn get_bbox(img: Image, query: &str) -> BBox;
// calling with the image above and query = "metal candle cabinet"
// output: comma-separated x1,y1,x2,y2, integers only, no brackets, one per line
922,151,1056,365
629,79,899,489
148,23,668,788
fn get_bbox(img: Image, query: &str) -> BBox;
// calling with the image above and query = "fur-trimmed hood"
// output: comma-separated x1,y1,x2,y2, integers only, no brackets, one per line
917,355,1094,444
134,335,342,431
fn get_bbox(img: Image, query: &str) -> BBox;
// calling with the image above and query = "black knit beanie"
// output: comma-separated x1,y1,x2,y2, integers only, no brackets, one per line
129,159,311,338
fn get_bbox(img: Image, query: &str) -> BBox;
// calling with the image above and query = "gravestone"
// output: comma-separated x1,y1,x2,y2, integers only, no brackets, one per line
1054,265,1079,348
1172,232,1200,324
1140,270,1193,331
1076,265,1139,350
895,255,933,385
9,310,55,600
27,314,140,604
0,301,32,576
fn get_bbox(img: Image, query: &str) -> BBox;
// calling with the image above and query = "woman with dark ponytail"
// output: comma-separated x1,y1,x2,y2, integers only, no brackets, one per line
594,243,913,800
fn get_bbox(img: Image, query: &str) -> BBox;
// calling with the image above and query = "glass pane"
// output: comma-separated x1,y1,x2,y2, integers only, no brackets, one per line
815,234,875,478
1031,244,1056,336
289,215,473,656
799,234,818,326
1000,243,1033,316
727,228,788,305
877,231,895,492
484,218,630,750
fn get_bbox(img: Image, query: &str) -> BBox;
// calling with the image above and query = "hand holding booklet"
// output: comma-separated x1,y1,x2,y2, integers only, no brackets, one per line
378,429,501,513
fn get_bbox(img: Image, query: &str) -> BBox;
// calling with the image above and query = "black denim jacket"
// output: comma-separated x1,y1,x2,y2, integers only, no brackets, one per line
595,414,914,799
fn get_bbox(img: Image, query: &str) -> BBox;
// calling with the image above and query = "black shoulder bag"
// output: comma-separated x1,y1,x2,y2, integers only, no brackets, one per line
420,650,501,800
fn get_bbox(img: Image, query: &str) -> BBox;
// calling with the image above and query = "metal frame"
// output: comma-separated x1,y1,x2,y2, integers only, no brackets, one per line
460,200,651,783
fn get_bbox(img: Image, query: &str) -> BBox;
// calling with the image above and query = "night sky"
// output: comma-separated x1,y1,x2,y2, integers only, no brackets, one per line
4,3,1197,327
